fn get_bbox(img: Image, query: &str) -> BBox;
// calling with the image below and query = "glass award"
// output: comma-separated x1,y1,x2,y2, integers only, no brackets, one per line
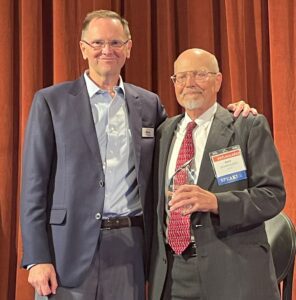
166,158,196,210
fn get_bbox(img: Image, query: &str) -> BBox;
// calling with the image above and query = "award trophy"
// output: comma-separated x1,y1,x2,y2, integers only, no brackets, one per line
166,158,196,212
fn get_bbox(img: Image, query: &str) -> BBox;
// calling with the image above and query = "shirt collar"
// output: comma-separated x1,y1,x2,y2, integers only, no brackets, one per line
181,102,218,131
83,71,125,98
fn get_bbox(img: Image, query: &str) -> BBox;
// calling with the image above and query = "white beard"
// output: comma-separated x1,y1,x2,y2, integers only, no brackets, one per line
183,98,203,110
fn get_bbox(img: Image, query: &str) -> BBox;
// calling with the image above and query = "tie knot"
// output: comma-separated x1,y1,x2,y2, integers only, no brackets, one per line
186,121,197,133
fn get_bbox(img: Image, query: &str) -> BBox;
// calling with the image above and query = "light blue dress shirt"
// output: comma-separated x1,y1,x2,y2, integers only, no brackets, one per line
84,73,141,218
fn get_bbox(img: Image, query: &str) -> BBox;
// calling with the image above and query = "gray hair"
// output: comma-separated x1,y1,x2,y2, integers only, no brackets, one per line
81,10,131,40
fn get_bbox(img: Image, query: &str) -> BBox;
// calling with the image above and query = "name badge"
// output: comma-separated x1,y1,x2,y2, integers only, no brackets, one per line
142,127,154,138
209,145,247,186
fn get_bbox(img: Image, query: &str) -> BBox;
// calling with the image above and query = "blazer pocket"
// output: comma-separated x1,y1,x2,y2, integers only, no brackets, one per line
49,209,67,225
257,242,270,253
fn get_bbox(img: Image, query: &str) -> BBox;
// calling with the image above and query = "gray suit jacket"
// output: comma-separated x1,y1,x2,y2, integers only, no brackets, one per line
20,75,166,287
149,104,285,300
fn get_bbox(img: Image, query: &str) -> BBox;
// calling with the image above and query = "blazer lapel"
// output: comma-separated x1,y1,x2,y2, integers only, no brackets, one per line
124,84,142,173
157,115,184,224
68,76,103,166
197,104,234,190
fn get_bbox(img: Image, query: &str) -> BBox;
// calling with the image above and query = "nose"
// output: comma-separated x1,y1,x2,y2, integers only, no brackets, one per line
101,42,113,54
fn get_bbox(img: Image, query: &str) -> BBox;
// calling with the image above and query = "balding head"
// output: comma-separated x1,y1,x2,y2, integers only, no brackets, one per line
174,48,219,74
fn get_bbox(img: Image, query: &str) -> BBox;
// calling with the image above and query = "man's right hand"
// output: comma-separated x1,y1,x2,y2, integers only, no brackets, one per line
28,263,58,296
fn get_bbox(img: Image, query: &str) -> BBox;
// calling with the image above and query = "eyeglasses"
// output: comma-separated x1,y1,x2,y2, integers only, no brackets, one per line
81,39,130,50
171,70,217,85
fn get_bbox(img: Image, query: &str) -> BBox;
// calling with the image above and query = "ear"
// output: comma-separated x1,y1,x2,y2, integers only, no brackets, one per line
215,73,222,92
79,41,88,60
126,39,132,59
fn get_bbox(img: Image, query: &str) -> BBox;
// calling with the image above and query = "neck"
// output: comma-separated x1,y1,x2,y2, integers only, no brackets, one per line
186,108,205,120
88,70,120,96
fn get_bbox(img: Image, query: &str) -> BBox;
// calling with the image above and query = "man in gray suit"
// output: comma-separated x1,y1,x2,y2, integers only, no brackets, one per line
21,10,255,300
149,49,285,300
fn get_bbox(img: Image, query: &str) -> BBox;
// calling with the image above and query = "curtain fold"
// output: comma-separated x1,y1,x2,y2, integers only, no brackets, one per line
0,1,16,299
0,0,294,299
269,0,296,228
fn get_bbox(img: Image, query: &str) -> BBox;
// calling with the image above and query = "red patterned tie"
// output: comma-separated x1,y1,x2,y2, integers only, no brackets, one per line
168,121,196,254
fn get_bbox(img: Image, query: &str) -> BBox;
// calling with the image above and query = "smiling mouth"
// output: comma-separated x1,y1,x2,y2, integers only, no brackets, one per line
100,58,116,61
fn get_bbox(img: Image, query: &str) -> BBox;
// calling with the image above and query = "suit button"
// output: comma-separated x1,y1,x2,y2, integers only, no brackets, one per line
99,180,104,187
162,258,167,264
95,213,102,220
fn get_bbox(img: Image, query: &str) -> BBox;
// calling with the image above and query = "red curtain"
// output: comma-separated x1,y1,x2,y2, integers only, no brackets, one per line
0,0,295,299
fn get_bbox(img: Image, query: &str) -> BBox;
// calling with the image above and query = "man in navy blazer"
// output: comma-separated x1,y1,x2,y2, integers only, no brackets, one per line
21,10,167,299
149,49,285,300
21,10,255,300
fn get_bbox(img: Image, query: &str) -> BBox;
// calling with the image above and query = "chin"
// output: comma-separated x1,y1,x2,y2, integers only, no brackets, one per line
183,99,203,110
95,66,117,75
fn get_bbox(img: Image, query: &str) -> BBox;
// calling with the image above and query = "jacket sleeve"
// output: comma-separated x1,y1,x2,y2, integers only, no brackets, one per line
20,91,55,267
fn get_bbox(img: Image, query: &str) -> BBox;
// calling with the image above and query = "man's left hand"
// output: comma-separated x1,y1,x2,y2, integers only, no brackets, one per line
227,100,258,118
